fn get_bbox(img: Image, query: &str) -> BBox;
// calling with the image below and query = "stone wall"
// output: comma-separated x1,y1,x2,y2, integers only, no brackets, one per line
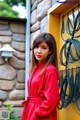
31,0,53,43
30,0,58,51
0,17,26,117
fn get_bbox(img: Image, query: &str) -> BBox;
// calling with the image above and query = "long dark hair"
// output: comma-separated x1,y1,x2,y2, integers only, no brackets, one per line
30,33,58,74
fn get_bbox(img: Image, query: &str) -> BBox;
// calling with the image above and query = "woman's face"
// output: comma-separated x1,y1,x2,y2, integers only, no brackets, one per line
34,41,50,63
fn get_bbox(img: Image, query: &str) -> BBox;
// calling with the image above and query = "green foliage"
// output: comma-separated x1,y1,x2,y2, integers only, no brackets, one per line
0,102,20,120
1,0,26,7
0,1,19,17
0,0,26,18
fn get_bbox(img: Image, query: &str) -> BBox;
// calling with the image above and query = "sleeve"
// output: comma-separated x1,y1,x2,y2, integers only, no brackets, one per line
35,68,60,118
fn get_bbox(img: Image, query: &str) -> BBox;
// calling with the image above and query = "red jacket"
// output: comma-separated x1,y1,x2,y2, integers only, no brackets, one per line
21,62,60,120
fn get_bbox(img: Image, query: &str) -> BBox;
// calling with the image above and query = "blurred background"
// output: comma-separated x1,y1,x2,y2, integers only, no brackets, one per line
0,0,26,18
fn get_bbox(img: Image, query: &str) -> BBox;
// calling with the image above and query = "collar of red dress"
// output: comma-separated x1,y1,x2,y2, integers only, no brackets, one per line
37,60,46,68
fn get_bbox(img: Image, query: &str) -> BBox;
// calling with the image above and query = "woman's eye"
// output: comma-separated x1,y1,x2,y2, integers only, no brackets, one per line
41,46,47,49
35,46,38,48
34,45,47,49
42,47,46,49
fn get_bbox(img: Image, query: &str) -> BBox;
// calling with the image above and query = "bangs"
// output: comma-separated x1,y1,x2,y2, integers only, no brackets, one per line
33,37,44,49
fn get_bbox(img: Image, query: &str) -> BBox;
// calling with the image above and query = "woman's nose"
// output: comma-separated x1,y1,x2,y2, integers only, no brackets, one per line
37,47,41,52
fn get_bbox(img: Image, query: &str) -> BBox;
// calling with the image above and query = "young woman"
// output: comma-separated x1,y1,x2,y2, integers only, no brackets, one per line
21,33,60,120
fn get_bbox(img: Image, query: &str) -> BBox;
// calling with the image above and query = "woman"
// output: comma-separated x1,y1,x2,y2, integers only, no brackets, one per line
21,33,60,120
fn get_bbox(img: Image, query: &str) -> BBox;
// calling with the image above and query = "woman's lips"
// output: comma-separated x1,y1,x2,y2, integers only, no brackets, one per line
36,55,41,58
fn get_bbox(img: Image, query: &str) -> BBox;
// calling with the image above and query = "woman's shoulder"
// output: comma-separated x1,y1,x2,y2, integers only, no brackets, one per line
46,64,58,73
45,64,59,79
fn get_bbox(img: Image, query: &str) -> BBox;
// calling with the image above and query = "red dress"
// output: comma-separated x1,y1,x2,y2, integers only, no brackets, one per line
21,62,60,120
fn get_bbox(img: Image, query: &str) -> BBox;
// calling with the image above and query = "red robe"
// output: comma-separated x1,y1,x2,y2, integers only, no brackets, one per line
21,62,60,120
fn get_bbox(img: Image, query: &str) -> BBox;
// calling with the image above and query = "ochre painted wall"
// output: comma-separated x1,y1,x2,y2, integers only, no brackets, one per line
48,3,80,120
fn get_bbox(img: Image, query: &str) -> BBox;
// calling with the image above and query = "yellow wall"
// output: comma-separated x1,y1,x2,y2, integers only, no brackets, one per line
48,3,80,120
48,13,60,64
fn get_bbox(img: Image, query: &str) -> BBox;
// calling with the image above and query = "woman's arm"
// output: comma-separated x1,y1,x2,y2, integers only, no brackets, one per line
35,68,60,117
